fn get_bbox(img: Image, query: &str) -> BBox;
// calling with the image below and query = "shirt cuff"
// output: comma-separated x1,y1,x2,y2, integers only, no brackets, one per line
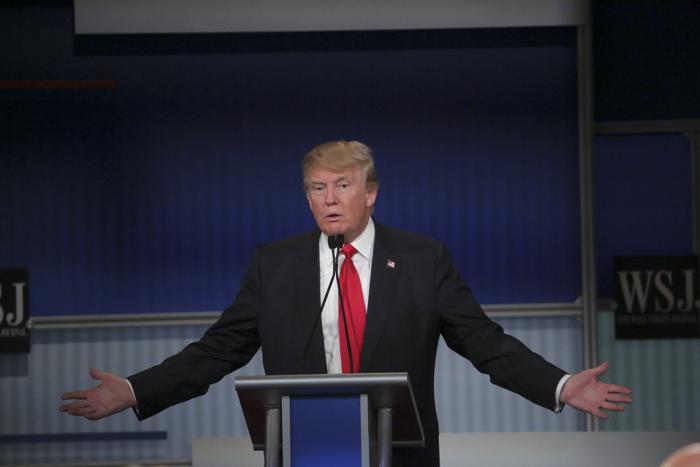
124,377,140,416
554,374,572,413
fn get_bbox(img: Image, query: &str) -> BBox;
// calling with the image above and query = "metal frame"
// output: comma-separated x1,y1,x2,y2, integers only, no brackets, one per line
29,303,584,330
576,11,597,430
594,120,700,253
595,119,700,135
693,130,700,254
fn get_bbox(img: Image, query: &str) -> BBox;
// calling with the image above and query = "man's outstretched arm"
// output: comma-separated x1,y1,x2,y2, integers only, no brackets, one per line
560,361,632,418
59,368,136,420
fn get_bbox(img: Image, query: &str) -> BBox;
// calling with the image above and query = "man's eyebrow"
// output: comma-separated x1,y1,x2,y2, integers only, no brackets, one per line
308,176,353,185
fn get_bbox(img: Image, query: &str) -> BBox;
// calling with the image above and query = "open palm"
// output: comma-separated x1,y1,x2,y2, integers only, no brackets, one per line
59,368,135,420
560,361,632,418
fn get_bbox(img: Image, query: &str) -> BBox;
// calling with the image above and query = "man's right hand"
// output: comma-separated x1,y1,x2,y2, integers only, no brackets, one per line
60,368,136,420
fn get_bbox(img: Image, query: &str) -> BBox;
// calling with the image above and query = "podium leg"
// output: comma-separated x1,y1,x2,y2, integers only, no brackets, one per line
264,407,281,467
377,408,392,467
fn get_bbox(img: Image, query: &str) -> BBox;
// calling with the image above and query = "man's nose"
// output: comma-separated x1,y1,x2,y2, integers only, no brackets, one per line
324,185,337,204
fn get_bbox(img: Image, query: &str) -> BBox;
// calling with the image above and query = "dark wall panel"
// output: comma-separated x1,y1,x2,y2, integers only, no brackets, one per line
595,133,693,298
593,1,700,121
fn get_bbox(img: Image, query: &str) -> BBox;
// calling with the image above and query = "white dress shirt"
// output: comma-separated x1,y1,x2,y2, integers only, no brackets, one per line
318,218,375,375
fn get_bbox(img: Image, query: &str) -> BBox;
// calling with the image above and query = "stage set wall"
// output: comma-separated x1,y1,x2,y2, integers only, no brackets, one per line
592,1,700,437
595,133,699,433
1,3,698,465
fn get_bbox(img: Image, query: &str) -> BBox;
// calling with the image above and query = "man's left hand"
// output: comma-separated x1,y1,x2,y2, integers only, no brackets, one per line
560,361,632,419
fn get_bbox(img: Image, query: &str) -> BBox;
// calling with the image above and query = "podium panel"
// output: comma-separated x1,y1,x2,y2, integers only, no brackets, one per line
284,395,367,467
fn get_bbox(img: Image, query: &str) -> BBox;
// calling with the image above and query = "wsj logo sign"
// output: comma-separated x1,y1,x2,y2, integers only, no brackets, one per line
0,268,30,352
614,256,699,339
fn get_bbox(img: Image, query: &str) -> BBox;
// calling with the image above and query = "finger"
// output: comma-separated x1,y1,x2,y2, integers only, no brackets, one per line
90,367,104,381
61,390,88,400
60,404,89,415
85,412,103,421
591,408,609,419
606,384,632,394
592,361,609,376
59,400,92,412
71,405,98,416
605,393,632,404
60,400,91,412
600,401,626,412
66,407,97,417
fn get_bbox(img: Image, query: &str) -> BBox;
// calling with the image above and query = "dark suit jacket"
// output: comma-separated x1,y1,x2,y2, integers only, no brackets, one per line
129,222,566,466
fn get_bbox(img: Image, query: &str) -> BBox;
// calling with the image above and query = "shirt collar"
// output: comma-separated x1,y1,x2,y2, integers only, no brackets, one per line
350,217,374,261
319,217,375,261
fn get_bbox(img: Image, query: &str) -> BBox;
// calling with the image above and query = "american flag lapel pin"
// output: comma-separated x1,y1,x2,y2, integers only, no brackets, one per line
387,259,395,269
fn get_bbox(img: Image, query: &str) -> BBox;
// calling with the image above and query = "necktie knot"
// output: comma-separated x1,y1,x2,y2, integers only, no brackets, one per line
341,243,358,259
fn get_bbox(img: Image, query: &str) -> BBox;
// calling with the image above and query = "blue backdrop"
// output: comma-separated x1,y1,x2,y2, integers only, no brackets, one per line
1,8,580,315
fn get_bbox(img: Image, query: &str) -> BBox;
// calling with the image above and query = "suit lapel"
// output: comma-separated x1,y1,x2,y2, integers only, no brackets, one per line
294,232,327,373
361,224,399,370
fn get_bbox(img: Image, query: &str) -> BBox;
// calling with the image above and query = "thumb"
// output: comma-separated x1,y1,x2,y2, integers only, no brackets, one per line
592,361,609,376
90,367,105,381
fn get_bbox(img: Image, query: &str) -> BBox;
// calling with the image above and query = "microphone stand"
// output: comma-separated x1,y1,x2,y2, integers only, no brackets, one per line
302,235,353,371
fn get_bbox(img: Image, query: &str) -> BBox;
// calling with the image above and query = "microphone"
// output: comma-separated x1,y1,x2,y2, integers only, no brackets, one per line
327,234,344,250
302,234,345,370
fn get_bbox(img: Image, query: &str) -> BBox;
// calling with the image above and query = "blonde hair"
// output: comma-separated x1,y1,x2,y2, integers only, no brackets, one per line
302,140,379,192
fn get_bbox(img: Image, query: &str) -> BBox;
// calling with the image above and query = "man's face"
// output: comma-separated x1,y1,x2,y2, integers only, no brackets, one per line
305,164,377,243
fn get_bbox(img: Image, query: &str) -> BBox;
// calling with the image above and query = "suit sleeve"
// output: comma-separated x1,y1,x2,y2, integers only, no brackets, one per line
127,251,263,420
436,244,566,411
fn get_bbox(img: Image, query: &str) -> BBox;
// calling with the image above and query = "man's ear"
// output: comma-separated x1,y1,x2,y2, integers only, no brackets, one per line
365,188,378,208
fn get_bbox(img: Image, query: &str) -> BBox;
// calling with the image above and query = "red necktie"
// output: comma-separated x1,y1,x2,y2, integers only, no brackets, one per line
338,244,366,373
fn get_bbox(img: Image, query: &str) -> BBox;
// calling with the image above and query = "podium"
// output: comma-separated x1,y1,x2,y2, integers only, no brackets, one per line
235,372,424,467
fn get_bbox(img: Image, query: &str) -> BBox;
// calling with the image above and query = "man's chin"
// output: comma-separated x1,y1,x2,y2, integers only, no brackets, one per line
321,225,345,238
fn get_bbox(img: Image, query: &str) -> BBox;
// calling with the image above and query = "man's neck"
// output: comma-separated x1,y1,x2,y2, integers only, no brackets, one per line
320,217,375,259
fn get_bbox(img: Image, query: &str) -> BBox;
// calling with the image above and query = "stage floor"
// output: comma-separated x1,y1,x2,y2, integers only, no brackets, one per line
194,431,699,466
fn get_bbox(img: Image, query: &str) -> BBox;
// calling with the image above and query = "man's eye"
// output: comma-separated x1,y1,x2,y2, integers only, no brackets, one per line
338,183,350,190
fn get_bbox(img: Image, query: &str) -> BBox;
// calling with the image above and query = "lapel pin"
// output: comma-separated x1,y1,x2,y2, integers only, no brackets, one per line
387,259,395,269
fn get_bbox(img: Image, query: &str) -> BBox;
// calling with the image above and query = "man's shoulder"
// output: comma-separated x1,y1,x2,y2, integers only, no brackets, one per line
376,223,443,255
256,230,318,258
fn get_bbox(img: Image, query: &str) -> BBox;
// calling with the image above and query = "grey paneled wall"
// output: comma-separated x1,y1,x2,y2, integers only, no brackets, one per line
1,316,583,465
436,316,585,433
597,310,700,431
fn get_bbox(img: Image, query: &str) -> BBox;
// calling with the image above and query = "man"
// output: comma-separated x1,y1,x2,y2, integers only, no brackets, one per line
61,140,632,466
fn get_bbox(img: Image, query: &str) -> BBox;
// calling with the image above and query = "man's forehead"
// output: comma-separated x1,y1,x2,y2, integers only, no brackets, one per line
306,166,360,183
